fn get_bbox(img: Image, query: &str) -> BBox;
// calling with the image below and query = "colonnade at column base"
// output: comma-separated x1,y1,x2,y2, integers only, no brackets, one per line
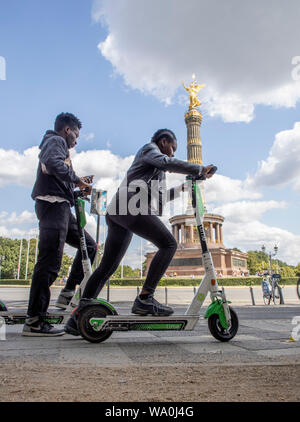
144,212,248,277
145,247,248,278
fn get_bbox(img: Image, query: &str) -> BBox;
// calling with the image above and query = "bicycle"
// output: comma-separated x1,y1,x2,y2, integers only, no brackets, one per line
261,273,283,305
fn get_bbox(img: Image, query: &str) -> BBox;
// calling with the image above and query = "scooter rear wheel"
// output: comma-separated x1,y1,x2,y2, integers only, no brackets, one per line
208,307,239,342
77,305,112,343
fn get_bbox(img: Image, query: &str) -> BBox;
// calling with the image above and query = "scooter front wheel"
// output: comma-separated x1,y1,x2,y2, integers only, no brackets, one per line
208,307,239,342
77,305,113,343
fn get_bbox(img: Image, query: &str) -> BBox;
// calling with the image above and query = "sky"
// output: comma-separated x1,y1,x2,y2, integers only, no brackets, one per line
0,0,300,267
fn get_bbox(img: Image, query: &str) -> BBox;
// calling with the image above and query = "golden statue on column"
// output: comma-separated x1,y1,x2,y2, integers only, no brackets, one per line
182,74,205,109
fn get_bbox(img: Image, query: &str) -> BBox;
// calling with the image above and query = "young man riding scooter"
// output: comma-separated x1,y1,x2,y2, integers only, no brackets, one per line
23,113,96,337
65,129,216,336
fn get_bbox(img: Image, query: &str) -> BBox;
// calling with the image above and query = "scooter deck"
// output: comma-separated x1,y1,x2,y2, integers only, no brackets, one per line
87,314,200,332
0,307,70,325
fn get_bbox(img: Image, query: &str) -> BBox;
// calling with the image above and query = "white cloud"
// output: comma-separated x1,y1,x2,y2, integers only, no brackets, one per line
0,225,38,239
71,149,134,202
211,200,287,224
223,220,300,266
205,174,262,203
81,132,95,141
250,121,300,192
0,146,39,187
92,0,300,122
209,199,300,264
0,210,38,239
0,210,36,226
0,146,134,201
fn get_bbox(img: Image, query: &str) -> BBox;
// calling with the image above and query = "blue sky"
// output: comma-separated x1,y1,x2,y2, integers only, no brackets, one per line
1,0,300,266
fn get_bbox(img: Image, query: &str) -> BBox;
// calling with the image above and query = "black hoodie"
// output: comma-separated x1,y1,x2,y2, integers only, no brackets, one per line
31,130,81,206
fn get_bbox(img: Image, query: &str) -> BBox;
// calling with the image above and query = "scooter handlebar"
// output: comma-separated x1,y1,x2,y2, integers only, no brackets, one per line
186,165,218,181
74,188,91,200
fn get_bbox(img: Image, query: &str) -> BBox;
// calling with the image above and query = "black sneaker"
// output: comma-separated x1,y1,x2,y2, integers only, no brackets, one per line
55,289,75,309
131,294,174,316
22,318,65,337
64,316,80,336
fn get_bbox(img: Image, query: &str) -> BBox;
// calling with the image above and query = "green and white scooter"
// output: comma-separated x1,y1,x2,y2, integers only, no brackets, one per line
75,169,239,343
0,188,93,325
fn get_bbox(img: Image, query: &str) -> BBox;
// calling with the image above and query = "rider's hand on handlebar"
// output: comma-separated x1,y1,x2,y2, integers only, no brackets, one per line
201,165,216,179
76,180,92,195
80,175,94,184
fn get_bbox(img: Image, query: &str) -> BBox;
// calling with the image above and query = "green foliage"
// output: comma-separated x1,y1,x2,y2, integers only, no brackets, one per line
57,254,74,279
0,236,73,281
294,262,300,277
0,236,35,279
105,277,298,286
0,276,298,286
0,279,30,285
111,265,141,279
246,250,296,277
280,266,296,277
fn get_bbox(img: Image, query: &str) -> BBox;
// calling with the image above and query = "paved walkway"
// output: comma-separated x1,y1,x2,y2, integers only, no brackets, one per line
1,305,300,366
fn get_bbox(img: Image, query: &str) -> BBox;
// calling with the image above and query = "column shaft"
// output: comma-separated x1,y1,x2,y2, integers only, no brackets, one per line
174,225,179,243
215,223,219,243
219,224,223,244
209,222,213,243
181,224,185,243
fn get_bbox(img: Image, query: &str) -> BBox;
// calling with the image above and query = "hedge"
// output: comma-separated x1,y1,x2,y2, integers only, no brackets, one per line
0,277,298,287
106,277,299,286
0,279,30,286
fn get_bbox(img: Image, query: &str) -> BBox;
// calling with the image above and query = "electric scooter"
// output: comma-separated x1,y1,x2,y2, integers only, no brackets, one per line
74,169,239,343
0,188,93,325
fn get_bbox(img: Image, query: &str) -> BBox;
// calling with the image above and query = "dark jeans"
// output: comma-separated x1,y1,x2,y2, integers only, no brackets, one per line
82,213,177,299
27,200,97,317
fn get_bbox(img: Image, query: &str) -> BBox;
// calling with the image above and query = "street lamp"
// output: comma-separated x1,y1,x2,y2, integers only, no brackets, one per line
261,244,278,275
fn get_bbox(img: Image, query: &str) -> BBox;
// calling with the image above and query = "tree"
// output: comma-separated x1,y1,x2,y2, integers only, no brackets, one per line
246,250,296,276
294,262,300,277
279,266,296,277
57,254,74,279
0,236,75,280
247,251,262,275
111,265,140,279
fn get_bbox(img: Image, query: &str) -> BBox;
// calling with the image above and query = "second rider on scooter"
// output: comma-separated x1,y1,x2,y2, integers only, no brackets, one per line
23,113,96,337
